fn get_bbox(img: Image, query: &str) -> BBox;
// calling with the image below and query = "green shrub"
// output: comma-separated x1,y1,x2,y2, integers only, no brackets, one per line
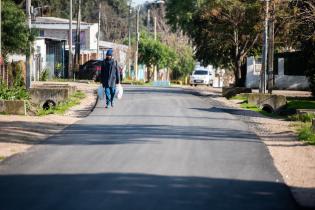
297,123,315,145
287,100,315,110
0,82,29,100
40,68,49,81
288,113,315,122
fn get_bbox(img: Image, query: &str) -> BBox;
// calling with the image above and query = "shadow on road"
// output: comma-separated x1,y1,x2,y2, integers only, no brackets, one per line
0,173,303,210
39,123,261,146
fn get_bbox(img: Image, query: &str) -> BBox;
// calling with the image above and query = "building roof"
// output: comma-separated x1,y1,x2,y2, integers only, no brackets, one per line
99,41,128,50
32,16,97,30
36,36,67,42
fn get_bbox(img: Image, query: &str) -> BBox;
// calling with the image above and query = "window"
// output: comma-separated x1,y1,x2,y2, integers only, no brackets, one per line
194,70,208,75
39,30,45,37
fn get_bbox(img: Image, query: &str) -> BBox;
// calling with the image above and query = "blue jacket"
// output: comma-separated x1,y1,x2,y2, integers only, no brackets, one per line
101,59,120,88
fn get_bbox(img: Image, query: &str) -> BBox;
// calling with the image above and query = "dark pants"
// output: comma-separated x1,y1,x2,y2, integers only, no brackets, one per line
105,87,116,106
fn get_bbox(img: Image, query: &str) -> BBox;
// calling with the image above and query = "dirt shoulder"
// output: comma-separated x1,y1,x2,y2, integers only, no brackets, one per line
184,86,315,208
0,82,98,161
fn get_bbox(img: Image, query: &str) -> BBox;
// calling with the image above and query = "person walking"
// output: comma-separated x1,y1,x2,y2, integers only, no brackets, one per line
100,49,120,108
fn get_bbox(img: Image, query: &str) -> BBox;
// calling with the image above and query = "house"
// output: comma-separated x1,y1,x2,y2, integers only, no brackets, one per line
32,17,129,78
7,16,129,81
246,52,309,90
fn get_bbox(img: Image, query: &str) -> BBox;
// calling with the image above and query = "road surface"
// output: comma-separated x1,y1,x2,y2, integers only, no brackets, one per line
0,86,299,210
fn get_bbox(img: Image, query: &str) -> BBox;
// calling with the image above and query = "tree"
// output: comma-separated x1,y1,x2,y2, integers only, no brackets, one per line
290,0,315,95
138,33,176,81
1,0,32,60
171,46,195,80
166,0,263,86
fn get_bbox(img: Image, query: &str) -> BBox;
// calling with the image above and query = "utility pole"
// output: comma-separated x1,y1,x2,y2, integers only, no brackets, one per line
153,16,157,81
75,0,81,68
147,9,150,31
135,7,139,81
128,0,131,78
260,0,269,94
69,0,73,79
0,0,2,59
154,16,157,40
26,0,32,89
267,1,275,94
0,0,3,82
97,1,101,59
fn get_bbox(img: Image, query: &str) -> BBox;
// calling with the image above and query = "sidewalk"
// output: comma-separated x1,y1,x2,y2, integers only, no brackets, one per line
187,85,315,208
0,82,98,161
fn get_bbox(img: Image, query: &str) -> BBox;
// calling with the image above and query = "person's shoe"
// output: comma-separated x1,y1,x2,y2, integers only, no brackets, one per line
105,104,110,109
111,102,114,107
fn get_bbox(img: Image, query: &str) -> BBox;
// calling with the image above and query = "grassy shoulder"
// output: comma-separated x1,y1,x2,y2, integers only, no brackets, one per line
230,94,315,145
291,122,315,145
37,91,86,116
287,100,315,110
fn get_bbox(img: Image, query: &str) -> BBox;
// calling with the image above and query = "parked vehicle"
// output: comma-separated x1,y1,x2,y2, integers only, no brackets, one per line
189,68,213,86
77,60,103,81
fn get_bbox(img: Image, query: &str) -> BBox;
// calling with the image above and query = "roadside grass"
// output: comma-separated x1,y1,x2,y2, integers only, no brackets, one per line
230,94,315,145
230,95,248,101
37,91,86,116
122,79,148,86
0,156,5,161
288,113,315,122
287,100,315,110
291,122,315,145
240,102,280,118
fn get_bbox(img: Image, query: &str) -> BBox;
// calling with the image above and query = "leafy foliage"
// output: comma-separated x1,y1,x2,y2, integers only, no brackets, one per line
297,122,315,145
0,82,29,100
171,46,195,80
2,0,32,58
139,33,175,74
166,0,263,86
40,68,50,81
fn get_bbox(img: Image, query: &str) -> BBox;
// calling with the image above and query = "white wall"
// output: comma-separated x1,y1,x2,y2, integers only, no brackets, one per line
35,24,98,51
33,39,47,81
88,24,98,50
246,56,309,90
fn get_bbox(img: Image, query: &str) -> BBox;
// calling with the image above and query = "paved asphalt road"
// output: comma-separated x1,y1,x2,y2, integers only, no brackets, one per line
0,86,300,210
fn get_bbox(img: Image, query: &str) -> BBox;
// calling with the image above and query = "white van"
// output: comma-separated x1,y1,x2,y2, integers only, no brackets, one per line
189,67,213,86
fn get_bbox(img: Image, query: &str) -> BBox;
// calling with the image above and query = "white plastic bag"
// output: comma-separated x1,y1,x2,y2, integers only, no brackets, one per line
116,84,123,100
98,85,104,100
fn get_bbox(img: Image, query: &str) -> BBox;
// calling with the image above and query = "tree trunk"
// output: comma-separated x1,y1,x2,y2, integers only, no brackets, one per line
234,58,242,86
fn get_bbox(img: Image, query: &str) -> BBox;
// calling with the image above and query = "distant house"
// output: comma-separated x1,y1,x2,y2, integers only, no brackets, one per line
246,52,309,90
32,17,129,78
33,37,66,79
8,16,129,81
33,17,98,52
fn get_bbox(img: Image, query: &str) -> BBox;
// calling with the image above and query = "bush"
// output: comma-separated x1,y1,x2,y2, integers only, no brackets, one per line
297,123,315,145
40,68,49,81
0,82,29,100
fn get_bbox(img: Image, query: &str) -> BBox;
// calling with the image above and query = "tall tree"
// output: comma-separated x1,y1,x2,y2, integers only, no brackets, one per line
138,32,176,81
166,0,263,86
2,0,32,60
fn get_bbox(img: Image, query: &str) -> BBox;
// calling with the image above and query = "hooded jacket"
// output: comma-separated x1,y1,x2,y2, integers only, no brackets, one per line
101,59,120,88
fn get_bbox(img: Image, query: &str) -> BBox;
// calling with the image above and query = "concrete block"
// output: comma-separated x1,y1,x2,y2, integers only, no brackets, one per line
30,88,71,107
248,93,287,112
0,100,26,115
